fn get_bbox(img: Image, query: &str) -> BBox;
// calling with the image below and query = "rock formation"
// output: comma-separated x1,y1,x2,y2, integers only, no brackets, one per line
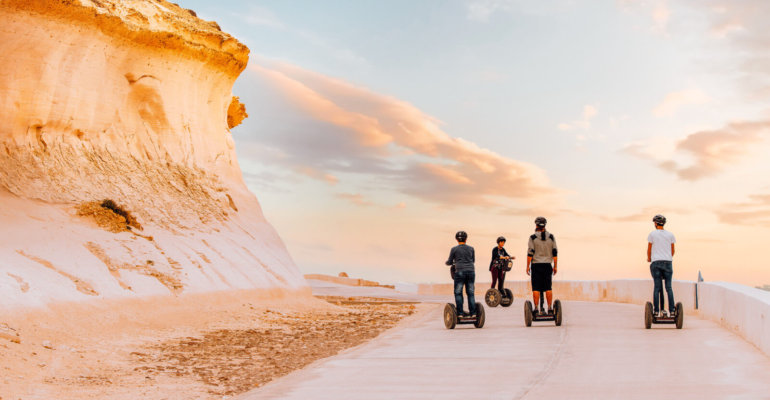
0,0,306,308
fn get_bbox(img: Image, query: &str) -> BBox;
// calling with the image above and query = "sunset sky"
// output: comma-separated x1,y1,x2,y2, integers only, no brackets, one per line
179,0,770,286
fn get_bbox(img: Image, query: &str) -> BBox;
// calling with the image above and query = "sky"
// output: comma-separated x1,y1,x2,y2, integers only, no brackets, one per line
178,0,770,286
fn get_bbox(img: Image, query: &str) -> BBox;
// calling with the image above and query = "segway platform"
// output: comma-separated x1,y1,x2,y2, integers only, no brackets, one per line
524,299,562,327
485,288,514,307
444,303,485,329
645,301,683,329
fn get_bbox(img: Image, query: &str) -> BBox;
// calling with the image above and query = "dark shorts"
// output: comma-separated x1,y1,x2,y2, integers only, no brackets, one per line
531,263,553,292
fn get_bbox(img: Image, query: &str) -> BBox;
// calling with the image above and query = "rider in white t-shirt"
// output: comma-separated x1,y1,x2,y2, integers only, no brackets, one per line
647,214,676,317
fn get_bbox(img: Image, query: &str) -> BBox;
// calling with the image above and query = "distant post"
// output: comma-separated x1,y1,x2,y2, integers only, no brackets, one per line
695,270,704,309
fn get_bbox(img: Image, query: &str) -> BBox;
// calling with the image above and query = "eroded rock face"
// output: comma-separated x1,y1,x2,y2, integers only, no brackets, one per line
0,0,306,308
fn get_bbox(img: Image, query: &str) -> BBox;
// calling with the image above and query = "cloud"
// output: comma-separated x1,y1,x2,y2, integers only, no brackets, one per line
717,192,770,227
557,105,598,131
617,0,670,34
651,1,670,33
466,0,515,22
624,120,770,180
336,193,373,207
237,6,284,29
652,88,711,117
247,58,559,207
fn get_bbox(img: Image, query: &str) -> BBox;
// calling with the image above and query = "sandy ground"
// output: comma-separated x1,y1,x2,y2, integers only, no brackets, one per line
0,290,420,399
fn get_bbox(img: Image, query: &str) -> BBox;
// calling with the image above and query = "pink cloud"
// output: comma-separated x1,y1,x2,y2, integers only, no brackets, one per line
250,59,558,207
336,193,372,207
717,192,770,227
652,88,711,117
624,120,770,180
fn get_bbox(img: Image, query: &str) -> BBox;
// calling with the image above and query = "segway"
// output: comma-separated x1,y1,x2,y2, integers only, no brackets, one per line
444,303,485,329
485,287,514,307
485,258,514,307
523,292,562,327
644,290,683,329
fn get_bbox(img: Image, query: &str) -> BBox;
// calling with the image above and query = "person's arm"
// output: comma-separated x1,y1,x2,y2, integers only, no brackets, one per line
553,257,558,275
671,243,675,257
551,235,558,275
490,247,497,269
647,243,652,262
526,237,534,275
445,248,455,266
471,247,475,264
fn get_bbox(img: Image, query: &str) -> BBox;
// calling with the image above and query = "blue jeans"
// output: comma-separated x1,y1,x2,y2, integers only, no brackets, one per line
454,270,476,314
650,261,674,312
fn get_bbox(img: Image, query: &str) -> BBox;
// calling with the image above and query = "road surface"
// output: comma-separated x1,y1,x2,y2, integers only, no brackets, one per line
240,287,770,399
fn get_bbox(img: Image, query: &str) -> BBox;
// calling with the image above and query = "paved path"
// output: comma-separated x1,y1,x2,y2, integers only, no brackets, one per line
240,295,770,399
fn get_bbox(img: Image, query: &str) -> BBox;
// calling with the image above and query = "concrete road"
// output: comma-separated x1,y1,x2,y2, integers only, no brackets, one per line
240,299,770,400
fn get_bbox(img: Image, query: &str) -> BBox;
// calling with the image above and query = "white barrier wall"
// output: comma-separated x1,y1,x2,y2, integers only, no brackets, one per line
417,279,697,310
697,282,770,357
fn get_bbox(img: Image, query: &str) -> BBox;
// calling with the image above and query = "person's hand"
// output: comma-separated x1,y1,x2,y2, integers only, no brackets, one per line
512,256,516,260
526,266,531,276
553,267,558,276
647,257,651,262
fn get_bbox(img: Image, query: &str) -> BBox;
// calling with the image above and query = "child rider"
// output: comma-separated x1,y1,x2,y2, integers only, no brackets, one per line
490,236,514,296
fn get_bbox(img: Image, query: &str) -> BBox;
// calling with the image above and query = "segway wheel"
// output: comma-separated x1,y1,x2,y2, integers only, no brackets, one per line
474,304,485,328
501,288,514,307
644,302,653,329
524,300,533,327
675,302,684,329
554,299,562,326
444,303,457,330
485,288,501,307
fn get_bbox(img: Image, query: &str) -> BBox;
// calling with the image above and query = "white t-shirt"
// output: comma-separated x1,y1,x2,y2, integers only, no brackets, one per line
647,229,676,262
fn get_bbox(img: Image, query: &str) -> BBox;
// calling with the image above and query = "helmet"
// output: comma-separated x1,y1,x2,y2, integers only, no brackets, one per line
497,236,506,243
535,216,547,227
455,231,468,241
653,214,666,226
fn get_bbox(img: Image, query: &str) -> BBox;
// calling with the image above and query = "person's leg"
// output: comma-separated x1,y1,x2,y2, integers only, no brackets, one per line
650,262,663,313
498,270,506,293
663,261,675,313
465,271,477,315
491,268,498,289
454,272,464,314
531,266,540,311
545,264,553,310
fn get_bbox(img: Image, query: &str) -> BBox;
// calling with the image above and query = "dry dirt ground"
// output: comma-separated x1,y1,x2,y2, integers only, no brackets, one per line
0,292,422,400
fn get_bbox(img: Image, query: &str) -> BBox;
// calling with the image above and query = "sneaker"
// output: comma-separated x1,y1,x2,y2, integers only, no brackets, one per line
654,311,661,318
669,310,676,317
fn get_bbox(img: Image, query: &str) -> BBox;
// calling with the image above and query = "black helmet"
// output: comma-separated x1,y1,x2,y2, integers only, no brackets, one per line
496,236,506,243
535,216,547,227
455,231,468,241
653,214,666,226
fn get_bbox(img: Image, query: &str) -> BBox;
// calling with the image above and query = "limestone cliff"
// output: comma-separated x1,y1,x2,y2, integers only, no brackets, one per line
0,0,306,308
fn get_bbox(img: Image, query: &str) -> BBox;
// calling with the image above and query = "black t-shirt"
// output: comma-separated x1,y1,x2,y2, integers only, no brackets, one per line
489,246,510,271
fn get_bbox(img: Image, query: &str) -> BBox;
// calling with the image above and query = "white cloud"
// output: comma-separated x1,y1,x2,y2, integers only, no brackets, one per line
238,6,284,29
557,104,598,131
652,88,711,117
